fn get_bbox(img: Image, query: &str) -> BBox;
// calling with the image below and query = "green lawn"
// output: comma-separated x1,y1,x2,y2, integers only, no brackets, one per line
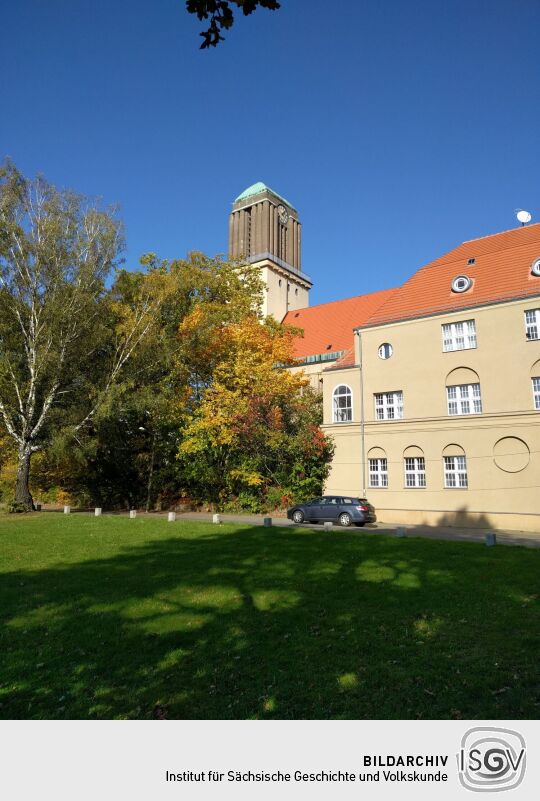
0,514,539,719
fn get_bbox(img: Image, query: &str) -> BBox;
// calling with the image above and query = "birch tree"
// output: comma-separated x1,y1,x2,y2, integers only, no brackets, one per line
0,163,162,509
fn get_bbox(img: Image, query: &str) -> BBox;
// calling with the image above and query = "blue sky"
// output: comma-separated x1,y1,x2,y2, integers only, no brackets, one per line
1,0,539,305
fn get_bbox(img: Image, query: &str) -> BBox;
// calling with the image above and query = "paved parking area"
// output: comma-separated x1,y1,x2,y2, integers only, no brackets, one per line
174,511,540,549
37,507,540,548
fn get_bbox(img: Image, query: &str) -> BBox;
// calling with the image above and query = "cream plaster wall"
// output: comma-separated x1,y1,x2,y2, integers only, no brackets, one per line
257,262,310,320
287,362,325,392
321,297,540,531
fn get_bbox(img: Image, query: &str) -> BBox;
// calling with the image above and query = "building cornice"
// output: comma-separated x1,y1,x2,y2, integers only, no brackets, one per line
354,292,540,332
250,253,312,287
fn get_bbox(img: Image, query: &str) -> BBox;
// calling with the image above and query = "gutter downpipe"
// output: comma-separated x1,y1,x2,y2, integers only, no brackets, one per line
356,329,367,496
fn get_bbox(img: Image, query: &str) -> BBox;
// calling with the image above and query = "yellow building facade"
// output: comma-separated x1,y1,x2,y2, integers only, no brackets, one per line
320,225,540,531
323,295,540,531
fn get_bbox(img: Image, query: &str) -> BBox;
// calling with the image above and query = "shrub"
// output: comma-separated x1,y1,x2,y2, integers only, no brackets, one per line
8,501,31,514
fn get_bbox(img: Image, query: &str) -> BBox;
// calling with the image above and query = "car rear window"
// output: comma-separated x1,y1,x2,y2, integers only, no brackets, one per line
342,497,361,504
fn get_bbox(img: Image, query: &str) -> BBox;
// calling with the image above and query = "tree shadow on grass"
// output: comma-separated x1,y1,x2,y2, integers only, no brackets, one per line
1,526,539,719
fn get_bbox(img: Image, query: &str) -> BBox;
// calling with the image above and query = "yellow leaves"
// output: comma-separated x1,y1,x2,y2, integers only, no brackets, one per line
208,315,308,396
177,314,309,466
179,305,205,336
0,455,17,486
229,467,263,486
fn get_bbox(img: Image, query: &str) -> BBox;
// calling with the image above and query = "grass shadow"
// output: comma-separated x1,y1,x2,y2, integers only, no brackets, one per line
0,518,539,719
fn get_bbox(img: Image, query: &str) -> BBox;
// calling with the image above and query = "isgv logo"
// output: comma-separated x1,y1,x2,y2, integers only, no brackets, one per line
457,727,526,792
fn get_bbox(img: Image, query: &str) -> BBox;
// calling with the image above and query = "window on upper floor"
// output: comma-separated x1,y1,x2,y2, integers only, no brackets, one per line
374,391,403,420
369,458,388,488
442,320,477,352
444,455,468,488
404,456,426,488
525,309,540,341
332,384,352,423
447,383,482,415
378,342,393,359
533,377,540,410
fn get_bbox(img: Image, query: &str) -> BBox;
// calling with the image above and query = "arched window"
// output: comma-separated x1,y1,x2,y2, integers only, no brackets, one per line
333,384,353,423
368,447,388,488
445,367,482,415
442,444,468,488
403,446,426,488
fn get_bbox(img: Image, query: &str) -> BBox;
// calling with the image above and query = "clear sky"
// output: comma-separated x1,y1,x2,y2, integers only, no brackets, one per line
1,0,539,305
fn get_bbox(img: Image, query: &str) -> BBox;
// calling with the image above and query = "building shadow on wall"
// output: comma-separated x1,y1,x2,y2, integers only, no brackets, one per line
435,505,492,531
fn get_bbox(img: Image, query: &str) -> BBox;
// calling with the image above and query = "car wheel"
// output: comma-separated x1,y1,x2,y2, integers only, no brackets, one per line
339,512,352,527
292,510,305,524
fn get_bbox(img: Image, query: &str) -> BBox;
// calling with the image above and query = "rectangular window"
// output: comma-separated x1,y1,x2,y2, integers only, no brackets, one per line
404,457,426,487
444,455,468,488
442,320,477,352
374,391,403,420
447,383,482,415
369,458,388,488
533,377,540,410
525,309,540,341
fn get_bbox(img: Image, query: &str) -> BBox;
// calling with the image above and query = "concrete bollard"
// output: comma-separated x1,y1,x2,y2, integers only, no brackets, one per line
396,526,406,537
324,521,333,532
129,510,137,519
213,513,221,524
168,511,176,523
485,532,496,547
63,505,70,514
263,517,272,527
94,508,102,517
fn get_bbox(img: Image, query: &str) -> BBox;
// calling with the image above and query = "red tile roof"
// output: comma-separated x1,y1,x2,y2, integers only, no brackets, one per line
364,223,540,328
282,287,398,360
324,349,356,370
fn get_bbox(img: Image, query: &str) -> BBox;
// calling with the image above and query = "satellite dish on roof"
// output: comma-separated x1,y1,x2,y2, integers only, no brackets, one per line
516,209,532,225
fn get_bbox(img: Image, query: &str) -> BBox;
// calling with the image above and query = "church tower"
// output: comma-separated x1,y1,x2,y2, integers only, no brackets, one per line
229,182,312,320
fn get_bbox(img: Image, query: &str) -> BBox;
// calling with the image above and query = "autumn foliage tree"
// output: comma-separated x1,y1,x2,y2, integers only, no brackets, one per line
30,253,266,510
0,164,332,512
0,163,174,510
178,314,334,510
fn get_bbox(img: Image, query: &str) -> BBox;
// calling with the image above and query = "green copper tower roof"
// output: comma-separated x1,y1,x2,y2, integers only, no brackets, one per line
234,182,296,210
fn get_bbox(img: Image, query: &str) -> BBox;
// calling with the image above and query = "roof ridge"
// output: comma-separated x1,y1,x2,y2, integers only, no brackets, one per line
461,221,540,245
358,284,402,321
425,223,540,268
412,232,540,274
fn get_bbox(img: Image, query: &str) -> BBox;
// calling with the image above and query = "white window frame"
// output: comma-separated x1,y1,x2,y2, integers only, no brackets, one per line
451,275,472,293
444,455,468,488
532,377,540,410
374,391,403,420
332,384,353,423
447,383,482,415
404,456,426,488
525,309,540,341
442,320,477,352
369,458,388,488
